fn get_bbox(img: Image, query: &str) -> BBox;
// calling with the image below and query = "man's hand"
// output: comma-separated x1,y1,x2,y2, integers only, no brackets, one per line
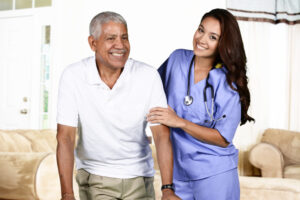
162,189,181,200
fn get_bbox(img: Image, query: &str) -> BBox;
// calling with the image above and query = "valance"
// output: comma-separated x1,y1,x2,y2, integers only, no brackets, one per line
226,0,300,25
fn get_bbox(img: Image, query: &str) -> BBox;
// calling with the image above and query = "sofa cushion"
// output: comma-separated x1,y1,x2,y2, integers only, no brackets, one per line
284,164,300,180
0,129,57,152
0,131,32,152
20,130,57,152
240,176,300,200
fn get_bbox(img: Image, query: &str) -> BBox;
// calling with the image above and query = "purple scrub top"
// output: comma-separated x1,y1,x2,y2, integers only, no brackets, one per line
158,49,241,181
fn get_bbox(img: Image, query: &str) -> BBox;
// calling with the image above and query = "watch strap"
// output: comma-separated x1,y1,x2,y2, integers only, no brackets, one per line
161,183,174,191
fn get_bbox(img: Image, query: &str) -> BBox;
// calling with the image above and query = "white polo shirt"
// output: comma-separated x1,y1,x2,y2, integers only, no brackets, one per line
57,56,167,178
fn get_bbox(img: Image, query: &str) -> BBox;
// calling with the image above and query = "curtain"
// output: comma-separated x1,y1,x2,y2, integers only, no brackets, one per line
227,0,300,175
227,0,300,24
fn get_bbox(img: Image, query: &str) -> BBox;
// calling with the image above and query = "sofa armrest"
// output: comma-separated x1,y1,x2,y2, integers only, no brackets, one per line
0,152,79,200
0,152,61,200
249,142,284,178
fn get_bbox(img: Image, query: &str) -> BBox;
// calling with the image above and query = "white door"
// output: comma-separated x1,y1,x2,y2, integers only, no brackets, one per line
0,16,35,129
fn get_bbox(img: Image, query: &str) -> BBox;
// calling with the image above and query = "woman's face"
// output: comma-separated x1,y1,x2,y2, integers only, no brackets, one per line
193,16,221,59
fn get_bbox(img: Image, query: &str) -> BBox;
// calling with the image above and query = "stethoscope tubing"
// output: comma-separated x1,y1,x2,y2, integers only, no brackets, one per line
184,54,226,123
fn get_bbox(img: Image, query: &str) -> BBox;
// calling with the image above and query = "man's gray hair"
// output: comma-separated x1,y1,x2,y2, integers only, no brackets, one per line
89,11,127,39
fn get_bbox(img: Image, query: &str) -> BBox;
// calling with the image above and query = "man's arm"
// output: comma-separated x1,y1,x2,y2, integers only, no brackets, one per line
56,124,77,200
150,125,181,200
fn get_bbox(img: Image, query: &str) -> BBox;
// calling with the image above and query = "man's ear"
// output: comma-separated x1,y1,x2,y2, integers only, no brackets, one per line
88,35,96,51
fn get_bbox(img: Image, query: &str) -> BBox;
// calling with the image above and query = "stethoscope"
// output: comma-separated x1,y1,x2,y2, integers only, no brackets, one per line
184,55,226,123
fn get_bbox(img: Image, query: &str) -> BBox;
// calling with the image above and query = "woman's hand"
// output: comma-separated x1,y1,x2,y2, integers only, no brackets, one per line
147,106,185,128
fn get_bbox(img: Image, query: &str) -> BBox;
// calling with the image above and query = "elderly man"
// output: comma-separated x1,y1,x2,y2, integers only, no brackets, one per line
56,11,180,200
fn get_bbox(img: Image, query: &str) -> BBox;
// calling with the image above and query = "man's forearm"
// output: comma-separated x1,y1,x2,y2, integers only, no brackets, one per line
57,138,75,196
155,136,174,185
150,125,181,199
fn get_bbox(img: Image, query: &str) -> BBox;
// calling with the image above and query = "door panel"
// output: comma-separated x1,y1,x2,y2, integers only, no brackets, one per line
0,16,34,129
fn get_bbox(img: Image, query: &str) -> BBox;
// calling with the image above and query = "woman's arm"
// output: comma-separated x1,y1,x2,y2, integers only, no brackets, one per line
147,106,229,148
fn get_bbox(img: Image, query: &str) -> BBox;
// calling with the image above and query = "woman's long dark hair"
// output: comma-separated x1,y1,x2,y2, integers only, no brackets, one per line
201,8,254,125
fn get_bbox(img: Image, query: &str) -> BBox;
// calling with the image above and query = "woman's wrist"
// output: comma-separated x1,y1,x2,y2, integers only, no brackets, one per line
177,117,187,128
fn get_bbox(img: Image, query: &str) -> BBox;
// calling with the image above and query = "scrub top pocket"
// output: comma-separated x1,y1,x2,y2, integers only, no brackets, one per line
177,104,213,128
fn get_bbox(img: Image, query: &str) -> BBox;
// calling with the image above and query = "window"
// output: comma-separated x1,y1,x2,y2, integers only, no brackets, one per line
0,0,13,11
0,0,51,11
16,0,32,9
35,0,51,7
40,25,51,128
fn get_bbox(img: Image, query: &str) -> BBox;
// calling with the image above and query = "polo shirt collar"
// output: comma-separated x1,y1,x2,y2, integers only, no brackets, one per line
85,56,101,85
85,56,131,86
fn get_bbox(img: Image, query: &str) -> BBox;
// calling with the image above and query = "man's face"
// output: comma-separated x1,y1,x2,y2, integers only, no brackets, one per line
89,21,130,70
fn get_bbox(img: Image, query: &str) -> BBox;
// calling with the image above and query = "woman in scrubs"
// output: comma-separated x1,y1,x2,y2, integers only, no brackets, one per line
147,9,254,200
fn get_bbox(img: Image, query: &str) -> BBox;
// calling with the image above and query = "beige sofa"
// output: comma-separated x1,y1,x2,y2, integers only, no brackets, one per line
3,128,299,200
0,129,79,200
249,129,300,179
0,130,163,200
239,128,300,200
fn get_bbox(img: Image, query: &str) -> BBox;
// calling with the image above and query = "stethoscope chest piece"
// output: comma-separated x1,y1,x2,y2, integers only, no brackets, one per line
184,95,193,106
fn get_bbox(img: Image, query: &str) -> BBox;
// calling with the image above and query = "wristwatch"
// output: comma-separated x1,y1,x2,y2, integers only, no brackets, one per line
161,183,175,191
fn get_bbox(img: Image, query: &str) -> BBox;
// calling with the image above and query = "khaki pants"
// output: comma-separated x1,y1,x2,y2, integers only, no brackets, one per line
76,169,155,200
